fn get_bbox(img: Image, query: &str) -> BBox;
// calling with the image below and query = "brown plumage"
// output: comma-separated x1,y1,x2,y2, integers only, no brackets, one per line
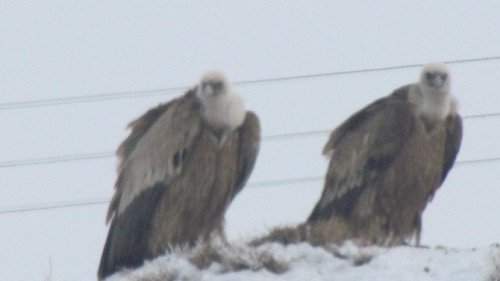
308,63,462,246
98,71,260,280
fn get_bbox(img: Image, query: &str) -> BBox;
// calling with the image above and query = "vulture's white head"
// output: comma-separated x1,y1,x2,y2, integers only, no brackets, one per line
419,63,450,95
196,71,246,135
416,63,454,122
197,71,230,99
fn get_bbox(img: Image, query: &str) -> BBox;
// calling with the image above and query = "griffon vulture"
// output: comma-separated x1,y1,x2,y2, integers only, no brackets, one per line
307,63,462,246
97,71,260,280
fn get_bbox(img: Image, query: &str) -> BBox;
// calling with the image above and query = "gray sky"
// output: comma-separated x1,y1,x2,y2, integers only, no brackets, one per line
1,1,500,280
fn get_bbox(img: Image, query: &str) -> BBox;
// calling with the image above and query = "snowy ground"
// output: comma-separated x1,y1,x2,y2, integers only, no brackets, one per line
106,241,500,281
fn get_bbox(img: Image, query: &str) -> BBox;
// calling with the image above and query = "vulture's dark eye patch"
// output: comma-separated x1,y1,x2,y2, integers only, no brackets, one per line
213,81,223,89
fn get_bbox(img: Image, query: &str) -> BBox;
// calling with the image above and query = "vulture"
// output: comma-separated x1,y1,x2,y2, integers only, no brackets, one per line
97,71,261,280
307,63,462,246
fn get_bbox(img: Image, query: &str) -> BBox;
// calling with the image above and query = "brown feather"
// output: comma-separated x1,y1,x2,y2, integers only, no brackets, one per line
233,112,261,197
106,89,202,223
98,88,260,280
116,101,175,166
441,113,463,183
308,85,462,246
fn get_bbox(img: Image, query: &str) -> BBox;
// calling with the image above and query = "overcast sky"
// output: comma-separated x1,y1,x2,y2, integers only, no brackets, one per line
1,1,500,280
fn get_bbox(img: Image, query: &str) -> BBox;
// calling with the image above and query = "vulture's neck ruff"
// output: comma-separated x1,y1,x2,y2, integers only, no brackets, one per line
411,64,453,132
197,71,246,145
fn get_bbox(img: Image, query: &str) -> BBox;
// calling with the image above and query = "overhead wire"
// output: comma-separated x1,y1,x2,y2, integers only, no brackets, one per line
1,55,500,214
1,155,500,215
1,55,500,111
1,55,498,169
0,111,499,170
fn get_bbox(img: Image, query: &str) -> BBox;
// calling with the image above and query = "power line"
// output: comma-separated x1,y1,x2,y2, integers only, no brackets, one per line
251,176,323,189
456,156,500,166
461,112,500,120
0,152,113,169
1,55,500,111
0,130,333,170
0,130,331,169
1,155,499,216
0,111,499,170
1,109,499,170
0,87,185,111
233,55,500,85
0,198,110,215
0,176,324,215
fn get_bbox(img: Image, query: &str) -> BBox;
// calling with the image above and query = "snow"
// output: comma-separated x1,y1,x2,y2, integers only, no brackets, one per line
106,241,500,281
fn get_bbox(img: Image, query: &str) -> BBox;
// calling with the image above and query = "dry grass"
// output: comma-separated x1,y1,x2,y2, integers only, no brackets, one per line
112,236,289,281
250,224,308,246
250,222,383,267
109,221,418,280
251,220,357,247
252,216,419,250
188,238,288,274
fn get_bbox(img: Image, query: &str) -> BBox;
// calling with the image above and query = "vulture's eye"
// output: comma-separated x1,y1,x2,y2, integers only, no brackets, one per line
213,81,223,90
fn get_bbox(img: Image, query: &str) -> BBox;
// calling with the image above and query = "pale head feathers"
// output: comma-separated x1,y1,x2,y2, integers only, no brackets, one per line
197,70,230,98
419,63,450,94
412,63,456,121
197,70,246,132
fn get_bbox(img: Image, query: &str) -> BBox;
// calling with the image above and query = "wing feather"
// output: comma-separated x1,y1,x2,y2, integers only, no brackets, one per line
98,184,165,280
232,111,261,198
441,113,463,183
309,90,414,221
116,102,174,168
107,88,202,222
